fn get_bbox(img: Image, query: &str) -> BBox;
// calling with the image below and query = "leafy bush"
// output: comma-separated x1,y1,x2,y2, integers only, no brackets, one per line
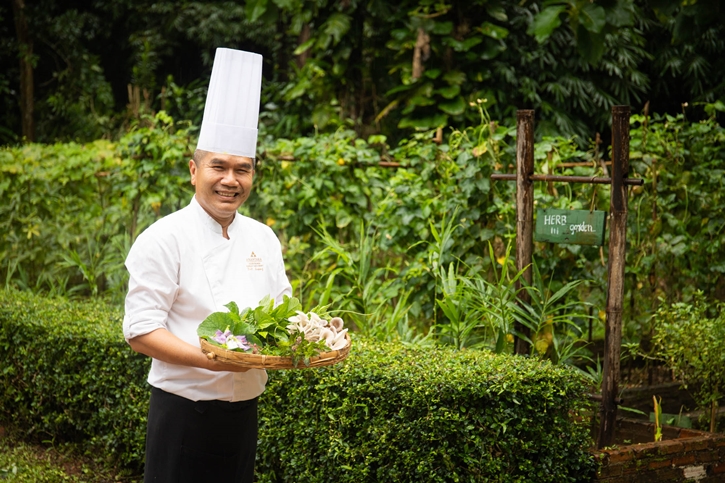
258,338,596,483
0,289,149,473
0,113,194,300
253,104,520,333
646,292,725,431
0,289,595,481
2,107,724,353
626,109,725,332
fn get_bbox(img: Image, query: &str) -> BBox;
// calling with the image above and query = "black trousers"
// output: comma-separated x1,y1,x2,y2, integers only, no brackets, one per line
144,386,259,483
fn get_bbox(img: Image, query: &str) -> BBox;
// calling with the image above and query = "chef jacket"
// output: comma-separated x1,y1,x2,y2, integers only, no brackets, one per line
123,196,292,402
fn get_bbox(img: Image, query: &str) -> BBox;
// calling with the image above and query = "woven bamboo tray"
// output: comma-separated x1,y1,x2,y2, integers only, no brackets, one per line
200,333,351,369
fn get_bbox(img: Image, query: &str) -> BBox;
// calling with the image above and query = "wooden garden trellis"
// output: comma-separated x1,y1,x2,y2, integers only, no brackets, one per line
491,106,644,449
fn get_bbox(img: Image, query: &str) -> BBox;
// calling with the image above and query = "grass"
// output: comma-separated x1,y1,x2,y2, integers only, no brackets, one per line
0,428,139,483
0,439,91,482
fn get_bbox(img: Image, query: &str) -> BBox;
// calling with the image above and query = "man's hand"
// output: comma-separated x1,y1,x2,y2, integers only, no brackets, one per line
128,328,250,373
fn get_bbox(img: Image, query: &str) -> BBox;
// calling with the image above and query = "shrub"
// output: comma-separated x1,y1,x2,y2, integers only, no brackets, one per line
3,109,725,348
647,292,725,431
257,339,596,482
0,289,149,472
0,289,595,481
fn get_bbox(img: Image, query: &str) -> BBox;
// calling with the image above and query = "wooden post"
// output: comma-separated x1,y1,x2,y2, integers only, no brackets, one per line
514,110,534,356
598,105,631,448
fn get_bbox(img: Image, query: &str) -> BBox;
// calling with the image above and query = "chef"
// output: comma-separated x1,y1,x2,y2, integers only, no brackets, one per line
123,48,292,483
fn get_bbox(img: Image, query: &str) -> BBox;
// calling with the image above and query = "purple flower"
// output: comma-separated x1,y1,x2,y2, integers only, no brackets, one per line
210,327,250,351
212,329,229,345
231,335,250,351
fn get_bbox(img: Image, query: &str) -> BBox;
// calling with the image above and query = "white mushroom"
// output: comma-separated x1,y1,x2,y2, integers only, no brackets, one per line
329,328,348,350
319,327,336,347
329,317,344,332
305,330,321,342
309,312,327,328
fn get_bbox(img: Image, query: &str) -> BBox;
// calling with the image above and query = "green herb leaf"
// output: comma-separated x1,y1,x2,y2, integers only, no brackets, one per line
254,307,277,331
197,312,236,340
225,301,240,315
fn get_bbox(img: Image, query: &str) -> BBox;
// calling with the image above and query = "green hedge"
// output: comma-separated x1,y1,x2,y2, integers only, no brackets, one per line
0,289,596,481
0,290,149,472
260,342,596,482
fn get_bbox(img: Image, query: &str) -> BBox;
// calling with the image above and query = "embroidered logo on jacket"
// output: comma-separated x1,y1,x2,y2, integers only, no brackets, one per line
246,252,264,271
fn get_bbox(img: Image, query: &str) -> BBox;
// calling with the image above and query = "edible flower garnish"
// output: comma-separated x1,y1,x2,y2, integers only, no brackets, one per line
212,327,251,351
197,295,349,366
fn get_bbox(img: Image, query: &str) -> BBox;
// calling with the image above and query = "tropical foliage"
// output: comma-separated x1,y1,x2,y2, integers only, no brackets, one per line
2,0,724,144
2,106,723,365
634,292,725,431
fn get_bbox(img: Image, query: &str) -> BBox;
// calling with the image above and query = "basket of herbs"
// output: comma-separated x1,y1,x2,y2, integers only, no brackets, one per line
197,295,350,369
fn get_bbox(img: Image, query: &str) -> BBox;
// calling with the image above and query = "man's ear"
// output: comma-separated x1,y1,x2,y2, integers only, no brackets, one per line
189,159,197,186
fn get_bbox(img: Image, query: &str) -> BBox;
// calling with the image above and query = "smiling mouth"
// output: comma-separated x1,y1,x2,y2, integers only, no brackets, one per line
216,190,239,198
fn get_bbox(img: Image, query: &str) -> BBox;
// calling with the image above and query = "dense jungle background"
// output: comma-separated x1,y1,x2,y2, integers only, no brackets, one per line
3,0,725,144
2,0,725,380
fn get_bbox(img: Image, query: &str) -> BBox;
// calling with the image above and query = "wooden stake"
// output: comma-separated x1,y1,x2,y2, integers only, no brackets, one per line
710,400,717,433
598,105,631,448
514,110,535,356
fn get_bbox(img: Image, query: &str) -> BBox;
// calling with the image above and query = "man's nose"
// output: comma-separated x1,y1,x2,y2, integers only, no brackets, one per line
220,169,238,185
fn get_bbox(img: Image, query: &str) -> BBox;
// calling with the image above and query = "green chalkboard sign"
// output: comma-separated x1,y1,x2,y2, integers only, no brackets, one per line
535,209,607,246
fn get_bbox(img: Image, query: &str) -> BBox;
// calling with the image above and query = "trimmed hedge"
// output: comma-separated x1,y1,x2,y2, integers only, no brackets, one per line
0,289,596,481
259,342,596,482
0,289,149,471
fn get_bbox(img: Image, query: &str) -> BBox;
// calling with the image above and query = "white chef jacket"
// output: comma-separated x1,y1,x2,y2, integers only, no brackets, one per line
123,196,292,402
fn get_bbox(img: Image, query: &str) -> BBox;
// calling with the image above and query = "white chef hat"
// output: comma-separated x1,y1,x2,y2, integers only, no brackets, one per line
196,48,263,158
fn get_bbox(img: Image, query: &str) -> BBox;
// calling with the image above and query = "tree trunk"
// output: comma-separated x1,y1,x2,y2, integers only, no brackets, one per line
12,0,35,142
296,24,311,69
412,28,430,80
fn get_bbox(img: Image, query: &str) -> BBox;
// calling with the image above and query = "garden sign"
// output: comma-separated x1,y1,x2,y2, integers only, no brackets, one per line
534,209,607,246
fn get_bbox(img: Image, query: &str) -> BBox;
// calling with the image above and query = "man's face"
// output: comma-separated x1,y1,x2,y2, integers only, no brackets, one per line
189,151,254,227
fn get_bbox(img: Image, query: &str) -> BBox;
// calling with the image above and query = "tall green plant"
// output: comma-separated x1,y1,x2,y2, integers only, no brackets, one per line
626,109,725,328
464,243,527,354
304,223,423,345
432,236,593,368
647,292,725,432
512,262,593,365
435,262,485,350
428,209,512,350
